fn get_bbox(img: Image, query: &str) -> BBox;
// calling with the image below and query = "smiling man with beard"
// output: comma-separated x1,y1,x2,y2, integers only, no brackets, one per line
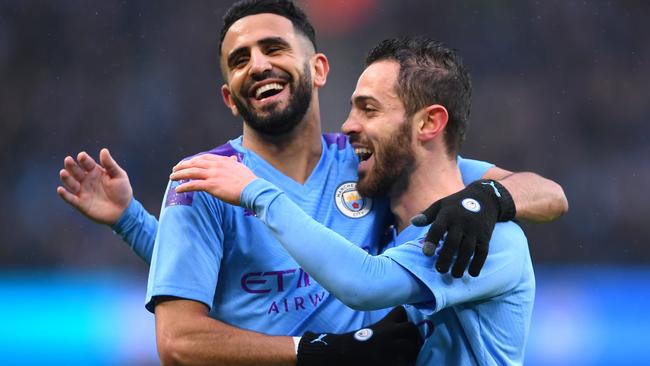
172,37,537,365
229,62,313,136
56,1,566,365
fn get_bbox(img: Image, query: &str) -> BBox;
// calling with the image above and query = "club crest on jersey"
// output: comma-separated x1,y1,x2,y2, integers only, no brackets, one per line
335,182,372,218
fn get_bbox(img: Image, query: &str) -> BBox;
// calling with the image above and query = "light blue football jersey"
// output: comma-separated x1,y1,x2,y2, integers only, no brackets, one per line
383,223,535,366
144,133,493,336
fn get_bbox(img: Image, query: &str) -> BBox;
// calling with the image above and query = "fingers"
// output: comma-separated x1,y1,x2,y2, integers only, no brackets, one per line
173,154,226,172
64,155,85,181
451,235,476,278
77,151,98,173
59,168,80,193
175,180,207,193
468,240,489,277
422,220,446,257
411,200,442,226
435,225,462,274
99,148,124,178
170,167,208,182
421,242,437,257
56,186,80,207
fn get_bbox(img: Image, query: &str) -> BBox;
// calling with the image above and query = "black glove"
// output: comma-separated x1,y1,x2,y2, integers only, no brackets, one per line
297,306,422,366
411,179,516,278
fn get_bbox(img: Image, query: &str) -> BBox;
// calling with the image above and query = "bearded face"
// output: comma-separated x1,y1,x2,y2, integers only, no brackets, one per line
231,62,313,136
356,118,415,198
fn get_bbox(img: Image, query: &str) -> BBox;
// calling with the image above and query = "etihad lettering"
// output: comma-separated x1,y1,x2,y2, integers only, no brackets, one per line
240,267,325,316
267,291,327,314
309,291,326,306
241,268,311,294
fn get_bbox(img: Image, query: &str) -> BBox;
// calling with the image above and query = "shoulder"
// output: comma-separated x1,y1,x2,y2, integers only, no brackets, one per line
205,140,244,160
323,133,349,150
180,140,245,163
490,221,529,257
321,133,358,167
456,155,495,184
492,221,526,242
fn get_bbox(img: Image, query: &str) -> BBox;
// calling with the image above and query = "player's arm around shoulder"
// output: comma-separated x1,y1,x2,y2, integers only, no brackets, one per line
482,167,569,223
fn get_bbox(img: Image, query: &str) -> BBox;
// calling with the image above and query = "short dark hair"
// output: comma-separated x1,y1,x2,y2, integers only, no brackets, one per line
366,37,472,155
219,0,317,54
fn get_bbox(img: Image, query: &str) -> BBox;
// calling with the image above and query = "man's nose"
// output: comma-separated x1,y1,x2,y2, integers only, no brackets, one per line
342,114,361,135
249,49,272,77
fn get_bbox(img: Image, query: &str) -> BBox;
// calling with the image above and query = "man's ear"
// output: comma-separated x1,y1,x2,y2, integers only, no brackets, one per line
312,53,329,88
221,84,240,117
417,104,448,142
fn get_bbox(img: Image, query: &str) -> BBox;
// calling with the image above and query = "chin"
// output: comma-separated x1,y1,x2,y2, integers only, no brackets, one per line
356,177,374,198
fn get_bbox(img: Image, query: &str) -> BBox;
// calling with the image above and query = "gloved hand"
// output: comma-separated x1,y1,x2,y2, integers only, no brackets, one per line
411,179,516,278
297,306,422,366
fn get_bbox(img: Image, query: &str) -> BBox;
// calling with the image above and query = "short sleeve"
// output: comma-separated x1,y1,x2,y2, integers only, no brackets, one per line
145,180,225,312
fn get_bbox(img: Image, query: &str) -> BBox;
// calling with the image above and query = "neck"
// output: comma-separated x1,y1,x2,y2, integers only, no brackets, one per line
390,150,465,232
241,98,322,184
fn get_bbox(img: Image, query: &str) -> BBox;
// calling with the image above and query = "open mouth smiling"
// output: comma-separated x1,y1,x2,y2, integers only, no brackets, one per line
354,147,373,162
250,81,287,101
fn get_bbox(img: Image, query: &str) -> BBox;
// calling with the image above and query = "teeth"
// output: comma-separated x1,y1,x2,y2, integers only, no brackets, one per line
354,147,373,161
354,147,371,155
255,83,284,99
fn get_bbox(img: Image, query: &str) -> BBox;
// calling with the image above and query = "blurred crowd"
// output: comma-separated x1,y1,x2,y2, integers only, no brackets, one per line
1,0,648,271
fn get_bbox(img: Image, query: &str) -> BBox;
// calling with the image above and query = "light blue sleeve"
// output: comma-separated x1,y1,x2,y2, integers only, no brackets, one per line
457,156,494,185
240,178,432,311
111,198,158,264
383,222,528,315
145,180,224,313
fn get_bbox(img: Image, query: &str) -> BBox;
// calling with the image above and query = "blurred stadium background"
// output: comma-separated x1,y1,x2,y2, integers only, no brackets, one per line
1,0,648,364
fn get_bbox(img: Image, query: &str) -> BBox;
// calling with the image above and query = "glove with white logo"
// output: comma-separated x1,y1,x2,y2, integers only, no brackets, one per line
411,179,516,278
297,306,422,366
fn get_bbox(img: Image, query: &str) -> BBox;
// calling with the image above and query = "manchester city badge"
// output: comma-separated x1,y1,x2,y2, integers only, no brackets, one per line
334,182,372,218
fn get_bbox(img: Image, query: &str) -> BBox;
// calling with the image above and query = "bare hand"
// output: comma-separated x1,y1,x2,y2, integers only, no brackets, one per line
170,154,257,206
57,148,133,225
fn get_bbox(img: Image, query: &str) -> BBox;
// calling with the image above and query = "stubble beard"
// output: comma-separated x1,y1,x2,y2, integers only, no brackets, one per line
357,119,415,198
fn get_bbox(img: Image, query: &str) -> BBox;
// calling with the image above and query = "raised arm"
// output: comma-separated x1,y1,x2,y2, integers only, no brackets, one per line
56,149,157,263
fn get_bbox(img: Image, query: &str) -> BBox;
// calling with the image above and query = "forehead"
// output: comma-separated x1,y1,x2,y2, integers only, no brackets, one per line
353,60,401,106
222,13,298,56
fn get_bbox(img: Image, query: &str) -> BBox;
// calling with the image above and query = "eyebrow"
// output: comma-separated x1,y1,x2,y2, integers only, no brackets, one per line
226,37,291,69
258,36,291,49
351,95,380,106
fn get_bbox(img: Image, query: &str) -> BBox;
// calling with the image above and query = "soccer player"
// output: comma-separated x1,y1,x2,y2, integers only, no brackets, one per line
172,37,539,365
57,1,567,364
